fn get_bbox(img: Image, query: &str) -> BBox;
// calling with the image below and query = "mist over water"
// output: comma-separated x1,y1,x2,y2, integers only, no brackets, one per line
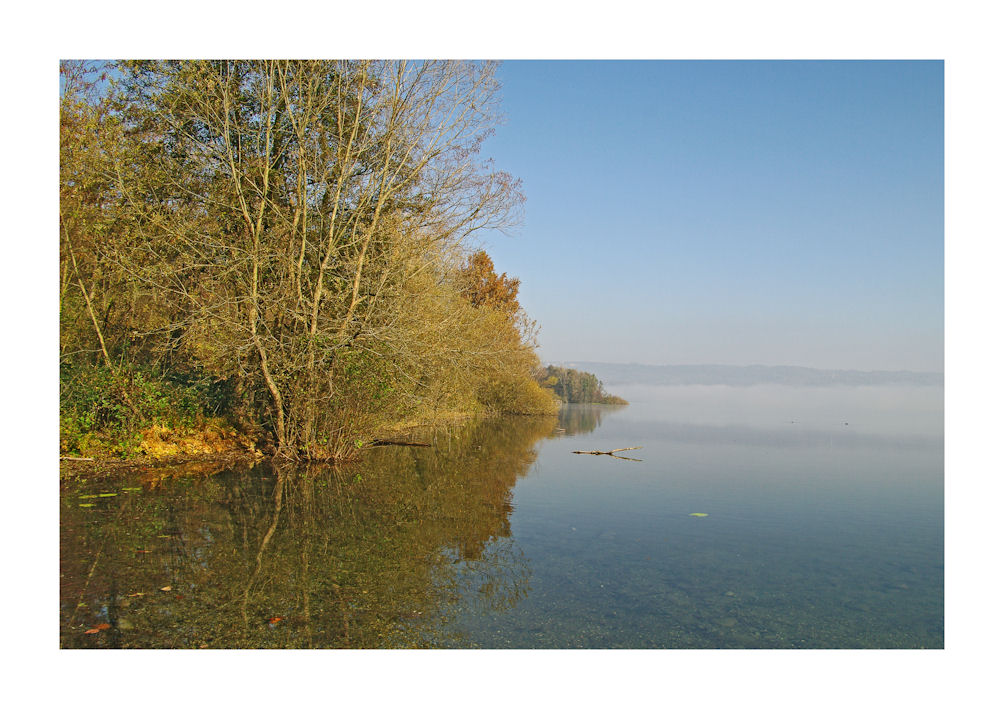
610,382,943,438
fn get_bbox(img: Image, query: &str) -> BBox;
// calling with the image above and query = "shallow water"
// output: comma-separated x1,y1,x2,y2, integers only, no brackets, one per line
60,385,943,648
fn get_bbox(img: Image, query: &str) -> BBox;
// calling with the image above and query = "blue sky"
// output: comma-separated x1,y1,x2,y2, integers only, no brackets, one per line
478,61,943,372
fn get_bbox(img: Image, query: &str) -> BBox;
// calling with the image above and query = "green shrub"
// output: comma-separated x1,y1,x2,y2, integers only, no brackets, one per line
59,362,228,456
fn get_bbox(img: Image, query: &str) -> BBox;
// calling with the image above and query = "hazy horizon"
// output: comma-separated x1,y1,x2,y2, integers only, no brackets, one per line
548,359,944,375
544,360,944,389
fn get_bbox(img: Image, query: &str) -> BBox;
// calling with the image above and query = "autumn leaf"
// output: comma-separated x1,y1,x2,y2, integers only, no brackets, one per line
84,628,100,634
96,623,111,630
268,616,283,625
160,586,172,592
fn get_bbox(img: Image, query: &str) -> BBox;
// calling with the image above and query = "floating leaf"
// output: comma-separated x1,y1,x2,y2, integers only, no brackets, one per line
268,616,283,625
135,549,152,554
160,586,172,592
97,493,118,498
95,623,111,631
122,487,142,492
79,503,95,508
79,494,98,499
127,592,145,597
84,628,100,635
689,513,709,517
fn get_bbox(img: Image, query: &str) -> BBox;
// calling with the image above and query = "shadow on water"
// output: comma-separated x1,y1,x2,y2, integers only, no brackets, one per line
60,415,557,648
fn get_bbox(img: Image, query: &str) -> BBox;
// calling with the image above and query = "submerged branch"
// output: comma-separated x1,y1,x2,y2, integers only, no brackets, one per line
370,440,432,448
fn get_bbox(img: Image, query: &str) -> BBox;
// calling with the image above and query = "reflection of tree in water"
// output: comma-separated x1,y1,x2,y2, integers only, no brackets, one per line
556,403,622,437
60,415,554,648
445,537,531,612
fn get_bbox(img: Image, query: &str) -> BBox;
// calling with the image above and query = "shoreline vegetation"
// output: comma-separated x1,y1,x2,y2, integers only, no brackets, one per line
59,361,626,470
59,60,624,469
534,365,629,405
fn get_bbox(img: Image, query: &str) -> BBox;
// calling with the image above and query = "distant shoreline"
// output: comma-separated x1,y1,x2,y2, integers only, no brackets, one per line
549,362,944,388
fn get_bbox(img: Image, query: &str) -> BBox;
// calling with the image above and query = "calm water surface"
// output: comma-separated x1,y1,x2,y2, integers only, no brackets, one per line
60,384,943,648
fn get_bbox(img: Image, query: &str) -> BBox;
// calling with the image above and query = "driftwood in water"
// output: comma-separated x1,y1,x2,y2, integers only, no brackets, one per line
572,447,642,462
371,440,432,448
572,447,641,455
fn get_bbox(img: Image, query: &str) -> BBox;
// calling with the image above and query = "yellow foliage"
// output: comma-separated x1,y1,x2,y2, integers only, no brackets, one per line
138,421,256,460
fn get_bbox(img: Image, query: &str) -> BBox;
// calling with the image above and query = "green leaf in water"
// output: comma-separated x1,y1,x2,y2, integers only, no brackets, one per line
122,487,142,492
79,494,98,499
689,513,709,517
98,493,118,497
79,503,96,508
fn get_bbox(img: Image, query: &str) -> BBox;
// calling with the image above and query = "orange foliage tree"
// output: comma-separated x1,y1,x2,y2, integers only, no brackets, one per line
458,250,521,320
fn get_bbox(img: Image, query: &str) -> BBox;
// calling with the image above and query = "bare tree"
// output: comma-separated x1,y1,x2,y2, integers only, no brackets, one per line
109,60,529,456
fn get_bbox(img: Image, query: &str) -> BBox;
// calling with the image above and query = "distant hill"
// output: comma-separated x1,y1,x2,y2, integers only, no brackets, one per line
549,362,944,387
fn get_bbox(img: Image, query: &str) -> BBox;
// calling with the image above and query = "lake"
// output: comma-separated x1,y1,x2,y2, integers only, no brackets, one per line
60,384,943,648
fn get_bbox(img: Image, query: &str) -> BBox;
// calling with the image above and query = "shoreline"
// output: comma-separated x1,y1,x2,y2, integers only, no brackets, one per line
59,408,561,480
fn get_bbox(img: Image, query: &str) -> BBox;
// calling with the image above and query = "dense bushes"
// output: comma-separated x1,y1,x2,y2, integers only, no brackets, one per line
59,363,244,457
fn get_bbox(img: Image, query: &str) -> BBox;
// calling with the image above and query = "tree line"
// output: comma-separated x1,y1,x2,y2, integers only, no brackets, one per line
535,365,628,405
60,60,557,460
